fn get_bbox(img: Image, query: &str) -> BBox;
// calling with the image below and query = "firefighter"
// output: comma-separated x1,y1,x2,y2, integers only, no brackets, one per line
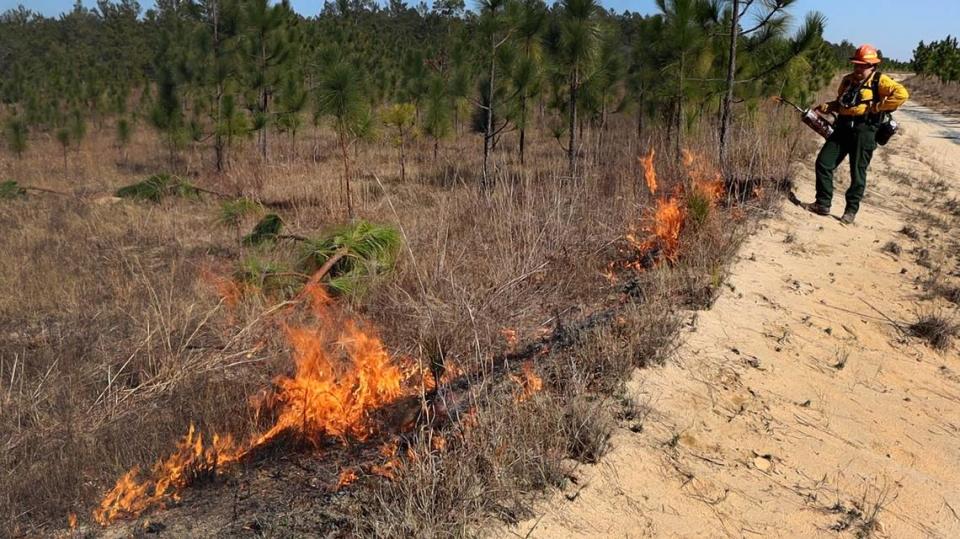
802,44,909,224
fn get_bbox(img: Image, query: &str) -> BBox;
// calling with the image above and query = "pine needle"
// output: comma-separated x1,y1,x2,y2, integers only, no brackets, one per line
115,174,201,202
0,180,27,200
242,214,284,246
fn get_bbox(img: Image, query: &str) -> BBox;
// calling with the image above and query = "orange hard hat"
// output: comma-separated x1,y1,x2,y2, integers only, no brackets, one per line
850,44,882,65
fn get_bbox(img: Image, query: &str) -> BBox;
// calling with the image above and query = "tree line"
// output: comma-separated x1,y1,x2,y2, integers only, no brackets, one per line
913,36,960,83
2,0,844,192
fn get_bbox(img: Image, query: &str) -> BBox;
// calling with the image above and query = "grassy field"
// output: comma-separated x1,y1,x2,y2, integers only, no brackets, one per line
1,109,809,535
903,75,960,115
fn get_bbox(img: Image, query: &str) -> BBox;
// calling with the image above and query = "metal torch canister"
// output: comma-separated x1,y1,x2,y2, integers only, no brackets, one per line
801,109,834,140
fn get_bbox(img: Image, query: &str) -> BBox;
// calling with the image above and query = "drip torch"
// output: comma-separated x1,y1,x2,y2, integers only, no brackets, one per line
775,96,835,140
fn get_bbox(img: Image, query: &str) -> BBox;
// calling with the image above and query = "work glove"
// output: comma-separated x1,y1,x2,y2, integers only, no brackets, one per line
867,102,884,114
816,102,834,114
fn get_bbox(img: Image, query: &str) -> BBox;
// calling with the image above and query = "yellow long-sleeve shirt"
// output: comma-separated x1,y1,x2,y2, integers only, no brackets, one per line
830,71,909,116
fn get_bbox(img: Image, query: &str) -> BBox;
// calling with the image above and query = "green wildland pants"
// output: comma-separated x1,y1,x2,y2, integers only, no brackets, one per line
814,120,878,215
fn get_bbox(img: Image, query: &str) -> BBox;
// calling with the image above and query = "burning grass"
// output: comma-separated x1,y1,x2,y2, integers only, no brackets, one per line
619,148,728,273
93,285,415,525
0,108,799,535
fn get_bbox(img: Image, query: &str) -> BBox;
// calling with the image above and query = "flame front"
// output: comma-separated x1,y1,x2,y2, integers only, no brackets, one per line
510,361,544,402
94,285,409,525
335,468,358,490
642,148,657,195
621,149,725,271
683,149,725,205
650,197,684,261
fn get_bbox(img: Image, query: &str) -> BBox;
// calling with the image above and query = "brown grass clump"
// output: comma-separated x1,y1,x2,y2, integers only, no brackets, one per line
898,225,920,240
881,241,902,255
908,309,960,350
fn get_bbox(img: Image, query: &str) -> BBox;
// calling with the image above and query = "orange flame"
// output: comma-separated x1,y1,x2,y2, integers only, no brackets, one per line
683,149,725,206
67,513,77,530
651,197,684,261
431,433,447,453
620,148,728,273
641,148,657,195
370,440,401,480
510,361,544,402
200,266,246,311
94,425,240,524
335,468,358,491
94,284,410,525
500,328,518,350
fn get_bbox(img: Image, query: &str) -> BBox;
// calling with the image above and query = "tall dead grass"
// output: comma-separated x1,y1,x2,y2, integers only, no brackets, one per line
904,75,960,114
0,104,805,535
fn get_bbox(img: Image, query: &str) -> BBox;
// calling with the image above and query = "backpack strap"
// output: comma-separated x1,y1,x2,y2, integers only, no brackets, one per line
869,70,887,122
871,70,882,102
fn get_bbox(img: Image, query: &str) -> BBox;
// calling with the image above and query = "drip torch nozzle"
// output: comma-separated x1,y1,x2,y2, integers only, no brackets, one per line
774,96,804,113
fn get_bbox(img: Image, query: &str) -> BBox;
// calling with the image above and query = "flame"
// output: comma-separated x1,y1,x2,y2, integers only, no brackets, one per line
651,197,684,261
335,468,358,490
641,148,657,195
370,440,401,480
201,266,246,311
510,361,543,402
619,148,728,273
500,328,518,350
431,434,447,452
94,284,410,525
68,513,77,529
682,149,725,206
94,425,240,524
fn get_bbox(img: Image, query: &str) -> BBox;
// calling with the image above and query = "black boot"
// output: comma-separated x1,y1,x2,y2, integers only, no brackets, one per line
801,202,831,216
840,211,856,225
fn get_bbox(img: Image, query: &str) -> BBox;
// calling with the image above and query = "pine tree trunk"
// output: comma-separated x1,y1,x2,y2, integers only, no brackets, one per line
636,95,645,143
260,88,268,160
519,94,526,165
339,128,353,218
596,99,607,162
483,40,496,190
259,39,269,161
719,0,739,169
399,131,406,182
213,2,225,173
567,69,578,174
675,53,685,162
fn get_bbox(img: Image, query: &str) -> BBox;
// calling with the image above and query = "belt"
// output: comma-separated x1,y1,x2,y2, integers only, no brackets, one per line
837,115,870,124
836,114,881,129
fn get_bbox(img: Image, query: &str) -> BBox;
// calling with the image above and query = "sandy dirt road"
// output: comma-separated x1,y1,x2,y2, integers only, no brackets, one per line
513,101,960,537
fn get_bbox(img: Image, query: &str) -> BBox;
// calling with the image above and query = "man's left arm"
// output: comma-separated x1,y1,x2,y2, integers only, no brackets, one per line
873,75,909,113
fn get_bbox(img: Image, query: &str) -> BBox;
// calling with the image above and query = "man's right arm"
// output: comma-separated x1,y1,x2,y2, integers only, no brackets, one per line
817,76,849,114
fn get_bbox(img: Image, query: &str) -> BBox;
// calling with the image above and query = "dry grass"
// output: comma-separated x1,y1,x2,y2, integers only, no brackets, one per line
908,308,960,351
904,75,960,114
0,104,802,535
881,241,902,255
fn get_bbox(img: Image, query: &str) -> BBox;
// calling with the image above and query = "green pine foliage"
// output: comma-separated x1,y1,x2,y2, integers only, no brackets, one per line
242,213,284,245
219,197,264,228
0,180,27,200
913,36,960,82
115,174,202,202
235,256,299,296
4,116,28,158
0,0,840,175
298,220,401,297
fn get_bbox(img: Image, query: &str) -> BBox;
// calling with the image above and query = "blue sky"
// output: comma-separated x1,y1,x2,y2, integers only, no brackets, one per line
4,0,956,61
